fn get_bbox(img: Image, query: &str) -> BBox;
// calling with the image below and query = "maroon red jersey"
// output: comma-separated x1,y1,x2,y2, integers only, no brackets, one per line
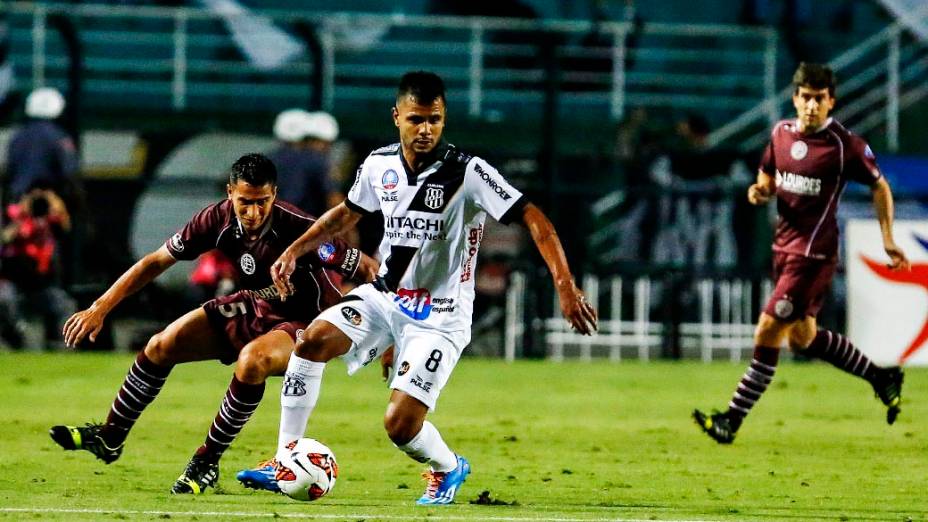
165,199,360,318
759,118,881,260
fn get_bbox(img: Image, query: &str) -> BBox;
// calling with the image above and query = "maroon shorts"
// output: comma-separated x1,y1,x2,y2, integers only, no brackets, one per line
763,252,837,322
202,290,308,365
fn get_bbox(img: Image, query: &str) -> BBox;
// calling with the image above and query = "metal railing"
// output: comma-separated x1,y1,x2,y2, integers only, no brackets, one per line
709,5,928,152
505,273,774,363
6,2,777,119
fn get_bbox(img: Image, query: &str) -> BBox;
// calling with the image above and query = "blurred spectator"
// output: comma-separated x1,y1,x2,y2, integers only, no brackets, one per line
188,250,237,305
5,87,79,203
0,12,14,122
0,187,76,349
267,109,341,217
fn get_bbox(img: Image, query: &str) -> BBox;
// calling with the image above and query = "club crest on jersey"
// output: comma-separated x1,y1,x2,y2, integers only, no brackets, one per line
341,306,362,325
382,170,399,190
317,242,337,263
239,253,256,275
170,233,184,252
394,288,433,320
790,140,808,160
424,186,444,210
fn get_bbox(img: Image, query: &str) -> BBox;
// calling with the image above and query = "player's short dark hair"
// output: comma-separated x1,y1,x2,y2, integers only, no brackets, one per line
793,62,836,97
396,71,446,105
229,153,277,187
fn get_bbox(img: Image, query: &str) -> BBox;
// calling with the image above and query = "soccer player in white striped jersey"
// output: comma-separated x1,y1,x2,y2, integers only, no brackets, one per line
238,71,597,504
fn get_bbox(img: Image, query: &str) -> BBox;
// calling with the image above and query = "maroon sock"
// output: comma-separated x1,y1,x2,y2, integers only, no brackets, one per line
804,329,879,382
725,346,779,430
102,351,172,446
196,375,265,460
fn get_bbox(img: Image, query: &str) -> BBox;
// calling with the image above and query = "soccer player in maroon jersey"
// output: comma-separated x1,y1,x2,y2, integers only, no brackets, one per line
49,153,380,493
693,63,911,444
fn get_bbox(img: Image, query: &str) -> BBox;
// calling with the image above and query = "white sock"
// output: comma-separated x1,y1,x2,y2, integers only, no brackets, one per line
397,421,457,472
278,354,326,452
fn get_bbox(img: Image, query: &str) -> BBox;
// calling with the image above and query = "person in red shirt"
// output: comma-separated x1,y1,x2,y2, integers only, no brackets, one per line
693,63,911,443
0,187,75,348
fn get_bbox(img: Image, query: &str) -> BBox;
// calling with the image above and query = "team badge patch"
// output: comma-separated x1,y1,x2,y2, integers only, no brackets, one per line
790,141,808,160
341,306,362,325
170,233,184,252
296,329,304,343
382,170,399,190
424,186,444,210
774,298,794,319
317,242,337,263
397,361,410,376
282,375,307,396
239,253,256,275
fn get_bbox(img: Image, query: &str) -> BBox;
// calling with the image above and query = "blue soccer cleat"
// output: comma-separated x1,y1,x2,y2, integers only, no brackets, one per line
416,455,470,505
236,458,280,493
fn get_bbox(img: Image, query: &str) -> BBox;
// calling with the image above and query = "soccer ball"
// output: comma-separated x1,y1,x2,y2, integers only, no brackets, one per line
276,438,338,501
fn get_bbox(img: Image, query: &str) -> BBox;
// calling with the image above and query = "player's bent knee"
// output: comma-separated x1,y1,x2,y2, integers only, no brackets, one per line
295,320,350,362
384,410,422,446
143,331,173,365
236,346,275,383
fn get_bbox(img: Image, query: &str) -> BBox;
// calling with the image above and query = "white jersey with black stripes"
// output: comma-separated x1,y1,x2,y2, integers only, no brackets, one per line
346,141,526,330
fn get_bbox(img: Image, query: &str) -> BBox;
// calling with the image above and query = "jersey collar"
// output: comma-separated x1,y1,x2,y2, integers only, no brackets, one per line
234,211,274,243
399,139,451,186
793,117,833,136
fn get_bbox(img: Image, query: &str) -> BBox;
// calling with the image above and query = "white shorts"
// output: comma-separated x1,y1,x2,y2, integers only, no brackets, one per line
315,284,468,410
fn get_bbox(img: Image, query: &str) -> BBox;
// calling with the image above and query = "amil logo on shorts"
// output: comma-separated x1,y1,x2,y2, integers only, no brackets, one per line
394,288,432,320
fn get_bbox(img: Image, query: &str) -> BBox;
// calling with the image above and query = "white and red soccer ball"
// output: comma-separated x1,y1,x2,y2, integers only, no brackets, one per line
275,438,338,501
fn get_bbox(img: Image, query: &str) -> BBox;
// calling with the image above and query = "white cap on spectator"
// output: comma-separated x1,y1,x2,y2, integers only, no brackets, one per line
273,108,312,142
25,87,65,119
304,111,339,142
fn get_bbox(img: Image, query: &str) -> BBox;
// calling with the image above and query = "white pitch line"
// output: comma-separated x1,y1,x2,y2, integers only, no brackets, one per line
0,507,721,522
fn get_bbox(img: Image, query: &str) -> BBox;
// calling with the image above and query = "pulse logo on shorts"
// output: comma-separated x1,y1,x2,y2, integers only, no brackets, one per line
317,242,337,264
395,288,433,320
341,306,362,325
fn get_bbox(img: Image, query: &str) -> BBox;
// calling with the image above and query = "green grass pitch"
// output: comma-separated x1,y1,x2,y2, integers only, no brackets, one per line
0,352,925,521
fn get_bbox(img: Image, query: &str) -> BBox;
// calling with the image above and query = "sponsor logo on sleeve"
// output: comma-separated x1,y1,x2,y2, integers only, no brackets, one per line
382,169,399,190
170,233,185,252
474,163,512,201
239,253,256,275
394,288,433,320
460,225,483,282
317,242,337,263
341,248,360,273
341,306,362,325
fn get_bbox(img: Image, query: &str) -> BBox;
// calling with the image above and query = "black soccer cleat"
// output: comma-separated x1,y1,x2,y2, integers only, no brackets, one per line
692,409,737,444
49,423,123,464
872,367,904,425
171,455,220,495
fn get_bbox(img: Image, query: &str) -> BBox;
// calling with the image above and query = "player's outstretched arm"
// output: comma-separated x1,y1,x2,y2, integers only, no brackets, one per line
272,201,363,299
871,176,910,271
63,245,177,347
520,203,598,335
747,170,776,205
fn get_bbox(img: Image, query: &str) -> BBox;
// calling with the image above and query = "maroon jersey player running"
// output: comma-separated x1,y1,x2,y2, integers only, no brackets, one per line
694,63,911,443
49,154,379,493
